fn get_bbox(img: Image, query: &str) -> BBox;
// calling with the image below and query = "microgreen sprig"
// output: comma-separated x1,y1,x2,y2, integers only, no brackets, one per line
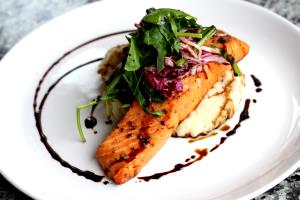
76,99,101,143
76,93,120,143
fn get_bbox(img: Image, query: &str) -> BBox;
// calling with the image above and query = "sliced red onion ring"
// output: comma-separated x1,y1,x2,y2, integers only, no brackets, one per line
201,46,221,54
201,54,230,64
179,37,201,50
164,57,174,67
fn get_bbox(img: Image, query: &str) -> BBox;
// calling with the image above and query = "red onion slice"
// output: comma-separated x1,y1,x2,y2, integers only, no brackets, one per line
201,46,221,54
201,54,229,64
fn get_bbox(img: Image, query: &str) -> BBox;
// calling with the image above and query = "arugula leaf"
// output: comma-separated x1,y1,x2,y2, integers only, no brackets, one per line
175,17,200,30
169,16,178,34
142,8,197,25
123,71,162,116
143,27,168,71
159,23,180,52
124,36,141,71
141,80,165,103
122,71,147,107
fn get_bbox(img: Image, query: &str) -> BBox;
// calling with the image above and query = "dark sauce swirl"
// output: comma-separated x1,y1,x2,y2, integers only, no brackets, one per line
33,30,133,183
250,74,263,93
226,99,251,137
250,74,262,87
138,149,208,182
85,116,98,129
138,99,252,182
34,58,104,182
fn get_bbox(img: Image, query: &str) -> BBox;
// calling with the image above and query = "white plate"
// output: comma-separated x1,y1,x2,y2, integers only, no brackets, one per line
0,0,299,199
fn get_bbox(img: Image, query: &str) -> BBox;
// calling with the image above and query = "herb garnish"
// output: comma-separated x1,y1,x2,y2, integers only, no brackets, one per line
76,99,100,142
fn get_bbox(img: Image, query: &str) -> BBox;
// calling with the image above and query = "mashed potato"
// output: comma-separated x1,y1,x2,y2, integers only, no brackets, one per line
174,70,245,137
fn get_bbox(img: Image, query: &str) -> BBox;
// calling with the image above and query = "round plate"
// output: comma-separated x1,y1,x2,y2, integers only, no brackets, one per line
0,0,299,199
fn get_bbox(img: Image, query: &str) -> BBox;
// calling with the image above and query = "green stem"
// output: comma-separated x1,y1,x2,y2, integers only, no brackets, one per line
223,52,241,77
121,104,131,108
76,108,86,143
232,61,241,76
197,26,216,46
76,100,100,143
77,100,99,110
133,71,144,96
176,32,202,38
148,110,163,116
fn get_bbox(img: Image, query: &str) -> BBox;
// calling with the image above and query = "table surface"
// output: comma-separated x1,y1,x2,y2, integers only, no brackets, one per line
0,0,299,199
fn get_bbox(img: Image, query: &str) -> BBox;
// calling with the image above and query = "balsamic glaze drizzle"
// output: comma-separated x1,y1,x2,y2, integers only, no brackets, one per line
226,99,251,137
209,99,251,151
138,99,252,182
250,74,262,87
138,149,208,182
90,101,99,116
256,88,263,93
34,58,104,182
250,74,263,93
33,30,133,183
85,116,98,129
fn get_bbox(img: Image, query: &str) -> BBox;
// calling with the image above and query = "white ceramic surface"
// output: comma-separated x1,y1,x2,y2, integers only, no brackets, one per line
0,0,299,200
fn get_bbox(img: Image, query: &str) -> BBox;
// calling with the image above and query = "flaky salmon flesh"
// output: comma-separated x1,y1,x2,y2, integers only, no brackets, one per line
96,31,249,184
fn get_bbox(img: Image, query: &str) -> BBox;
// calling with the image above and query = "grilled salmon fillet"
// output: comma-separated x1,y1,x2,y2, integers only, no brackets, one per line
96,32,249,184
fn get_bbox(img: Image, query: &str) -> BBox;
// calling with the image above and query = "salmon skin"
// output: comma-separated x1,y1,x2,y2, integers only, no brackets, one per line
96,32,249,184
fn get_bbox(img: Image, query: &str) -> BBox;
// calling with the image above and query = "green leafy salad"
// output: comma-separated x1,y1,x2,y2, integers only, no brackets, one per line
76,8,241,142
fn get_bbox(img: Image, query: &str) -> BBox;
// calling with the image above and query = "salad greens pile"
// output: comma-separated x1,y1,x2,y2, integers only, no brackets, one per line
76,8,241,142
102,8,221,114
125,8,200,72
